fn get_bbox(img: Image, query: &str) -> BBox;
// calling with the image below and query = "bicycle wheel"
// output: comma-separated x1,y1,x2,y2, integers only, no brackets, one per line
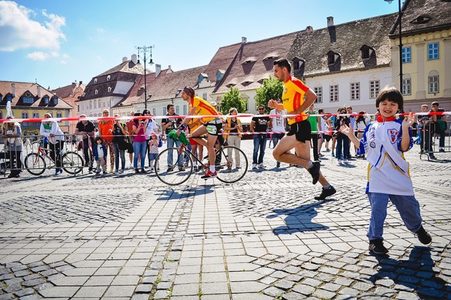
215,146,248,183
62,151,84,174
24,153,46,176
155,147,193,185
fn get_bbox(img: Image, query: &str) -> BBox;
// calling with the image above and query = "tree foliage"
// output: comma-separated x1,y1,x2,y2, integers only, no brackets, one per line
254,77,283,113
220,87,247,114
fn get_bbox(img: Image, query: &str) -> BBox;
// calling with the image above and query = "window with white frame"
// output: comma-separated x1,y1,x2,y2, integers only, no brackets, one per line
94,78,97,84
369,80,380,99
350,82,360,100
176,105,180,114
427,42,439,60
183,105,187,115
329,85,339,102
32,112,39,118
107,75,111,81
152,108,156,116
402,77,412,96
202,93,208,100
428,71,439,94
314,87,322,103
22,112,28,119
163,107,167,115
56,112,62,118
94,89,98,95
108,87,112,93
402,47,411,63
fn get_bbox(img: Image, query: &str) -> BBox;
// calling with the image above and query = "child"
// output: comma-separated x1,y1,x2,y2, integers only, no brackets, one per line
148,133,159,172
93,136,107,175
341,87,431,255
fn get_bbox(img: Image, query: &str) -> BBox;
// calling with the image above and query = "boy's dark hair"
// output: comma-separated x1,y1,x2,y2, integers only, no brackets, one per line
273,58,291,73
375,87,404,113
318,109,324,114
95,136,103,143
167,104,174,110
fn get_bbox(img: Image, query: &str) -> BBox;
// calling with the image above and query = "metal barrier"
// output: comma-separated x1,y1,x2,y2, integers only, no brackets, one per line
1,133,85,177
416,117,450,161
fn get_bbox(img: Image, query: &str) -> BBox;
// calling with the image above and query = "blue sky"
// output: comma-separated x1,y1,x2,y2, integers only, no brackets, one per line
0,0,397,90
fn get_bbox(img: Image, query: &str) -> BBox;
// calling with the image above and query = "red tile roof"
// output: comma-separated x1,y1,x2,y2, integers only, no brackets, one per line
0,81,72,109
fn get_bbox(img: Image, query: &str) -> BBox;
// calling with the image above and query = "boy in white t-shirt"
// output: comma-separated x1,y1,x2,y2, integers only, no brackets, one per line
341,87,431,255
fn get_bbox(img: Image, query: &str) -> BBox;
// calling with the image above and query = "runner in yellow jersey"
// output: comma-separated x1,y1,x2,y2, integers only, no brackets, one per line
178,86,222,178
268,59,336,200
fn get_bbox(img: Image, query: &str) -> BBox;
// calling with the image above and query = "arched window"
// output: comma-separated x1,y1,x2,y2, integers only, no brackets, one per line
107,75,111,81
360,45,375,60
94,78,98,84
95,89,98,95
327,51,340,65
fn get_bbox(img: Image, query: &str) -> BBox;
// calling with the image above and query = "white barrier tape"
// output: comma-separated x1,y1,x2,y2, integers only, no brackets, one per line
1,111,449,124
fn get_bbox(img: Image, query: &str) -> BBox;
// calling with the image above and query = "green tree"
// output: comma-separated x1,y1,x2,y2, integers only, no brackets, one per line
220,87,247,114
254,76,283,113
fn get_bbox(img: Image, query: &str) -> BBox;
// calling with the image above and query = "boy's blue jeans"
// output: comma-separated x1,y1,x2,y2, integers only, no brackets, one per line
367,192,423,241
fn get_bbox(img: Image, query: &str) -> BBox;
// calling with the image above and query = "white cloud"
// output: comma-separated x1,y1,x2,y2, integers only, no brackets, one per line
0,1,65,55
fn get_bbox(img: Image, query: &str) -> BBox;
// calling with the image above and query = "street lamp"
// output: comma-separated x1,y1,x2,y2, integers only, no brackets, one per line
385,0,403,91
137,45,154,110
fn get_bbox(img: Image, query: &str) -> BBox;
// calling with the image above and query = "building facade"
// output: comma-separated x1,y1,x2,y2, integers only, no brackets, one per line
0,81,72,134
389,0,451,111
52,81,85,133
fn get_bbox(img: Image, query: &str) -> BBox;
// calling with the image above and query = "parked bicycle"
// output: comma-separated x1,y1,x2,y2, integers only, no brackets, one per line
24,143,84,176
155,142,248,186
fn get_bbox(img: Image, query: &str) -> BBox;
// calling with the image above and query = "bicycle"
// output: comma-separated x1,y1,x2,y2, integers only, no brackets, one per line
155,143,248,186
24,143,84,176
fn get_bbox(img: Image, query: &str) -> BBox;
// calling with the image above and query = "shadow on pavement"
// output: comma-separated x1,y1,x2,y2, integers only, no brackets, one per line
368,246,447,299
268,199,335,235
156,184,214,200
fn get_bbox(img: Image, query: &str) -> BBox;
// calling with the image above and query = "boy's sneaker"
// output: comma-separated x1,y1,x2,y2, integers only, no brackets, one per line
314,186,336,200
119,169,124,174
369,239,388,255
258,163,265,169
415,226,432,245
252,163,257,170
308,161,320,184
201,170,217,179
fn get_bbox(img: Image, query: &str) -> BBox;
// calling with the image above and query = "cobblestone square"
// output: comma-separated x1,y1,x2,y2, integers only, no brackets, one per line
1,141,450,299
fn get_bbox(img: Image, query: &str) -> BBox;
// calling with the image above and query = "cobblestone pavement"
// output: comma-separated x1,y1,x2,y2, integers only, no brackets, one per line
0,141,450,299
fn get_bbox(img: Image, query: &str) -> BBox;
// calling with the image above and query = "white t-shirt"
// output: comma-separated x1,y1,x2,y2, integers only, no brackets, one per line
270,109,286,133
97,145,105,159
360,119,414,195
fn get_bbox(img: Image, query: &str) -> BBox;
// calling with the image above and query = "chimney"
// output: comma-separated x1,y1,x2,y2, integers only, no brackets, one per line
122,56,128,63
241,36,247,44
327,16,334,27
79,80,83,85
168,65,172,71
306,26,313,33
11,83,15,96
131,54,138,64
155,64,161,76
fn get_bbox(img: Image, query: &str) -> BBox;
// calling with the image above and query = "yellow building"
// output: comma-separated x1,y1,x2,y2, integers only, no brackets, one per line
389,0,451,112
0,81,72,134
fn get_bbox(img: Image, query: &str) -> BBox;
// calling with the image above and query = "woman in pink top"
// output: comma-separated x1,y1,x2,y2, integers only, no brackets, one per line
132,113,147,173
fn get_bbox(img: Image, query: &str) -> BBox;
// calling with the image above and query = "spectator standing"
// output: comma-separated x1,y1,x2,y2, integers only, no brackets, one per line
224,107,243,169
307,104,320,162
40,113,65,175
251,105,271,169
269,103,286,168
334,107,351,164
112,115,127,174
75,114,95,173
3,117,22,178
132,113,147,173
161,104,183,171
148,133,159,172
93,136,107,176
431,101,446,153
98,109,115,173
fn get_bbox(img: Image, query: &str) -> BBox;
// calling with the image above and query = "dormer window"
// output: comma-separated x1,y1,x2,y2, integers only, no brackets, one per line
242,57,257,65
22,91,34,104
94,78,98,84
241,76,254,86
95,89,98,95
292,57,305,71
411,14,432,24
108,87,112,93
216,70,225,82
360,45,375,60
197,73,209,85
42,95,49,105
51,96,58,106
327,51,340,65
263,52,279,61
226,82,236,88
107,75,111,81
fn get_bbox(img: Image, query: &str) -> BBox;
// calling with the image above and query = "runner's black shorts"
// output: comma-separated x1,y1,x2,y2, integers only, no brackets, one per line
287,120,311,142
